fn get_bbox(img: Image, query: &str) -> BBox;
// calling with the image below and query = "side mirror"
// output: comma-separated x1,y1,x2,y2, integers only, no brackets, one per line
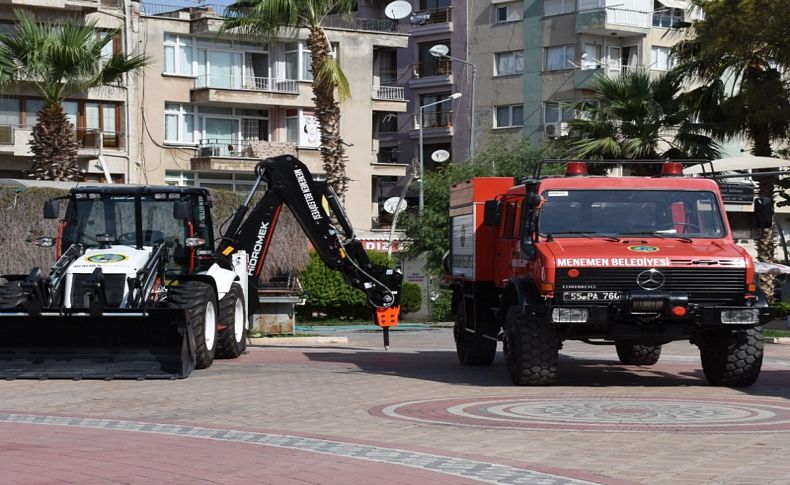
173,201,192,220
520,239,537,260
526,193,542,208
483,200,501,226
30,236,55,248
754,197,774,229
43,199,60,219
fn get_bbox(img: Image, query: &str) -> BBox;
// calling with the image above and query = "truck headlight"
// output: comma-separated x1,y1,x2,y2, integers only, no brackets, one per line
720,309,760,325
552,307,589,323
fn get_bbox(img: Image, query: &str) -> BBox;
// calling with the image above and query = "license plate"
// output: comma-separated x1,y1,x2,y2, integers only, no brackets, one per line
563,291,622,302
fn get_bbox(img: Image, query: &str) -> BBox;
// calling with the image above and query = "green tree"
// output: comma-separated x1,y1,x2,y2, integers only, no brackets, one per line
223,0,354,196
558,69,719,163
0,10,147,181
673,0,790,297
399,137,545,274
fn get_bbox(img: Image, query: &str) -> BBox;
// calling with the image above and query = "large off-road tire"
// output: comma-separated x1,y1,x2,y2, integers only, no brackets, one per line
503,305,559,385
169,281,217,369
0,281,26,308
699,327,763,387
216,283,247,359
453,301,497,365
615,343,662,365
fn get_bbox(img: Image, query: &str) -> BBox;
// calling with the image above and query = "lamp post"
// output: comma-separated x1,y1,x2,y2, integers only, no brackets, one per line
419,93,462,216
429,44,477,159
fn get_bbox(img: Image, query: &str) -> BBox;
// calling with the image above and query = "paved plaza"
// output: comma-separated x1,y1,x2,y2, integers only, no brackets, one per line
1,327,790,484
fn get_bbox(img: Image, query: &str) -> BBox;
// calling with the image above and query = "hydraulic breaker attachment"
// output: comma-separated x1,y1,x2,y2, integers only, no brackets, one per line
0,308,195,380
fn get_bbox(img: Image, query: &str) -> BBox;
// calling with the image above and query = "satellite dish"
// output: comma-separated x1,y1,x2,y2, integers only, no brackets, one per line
383,197,408,214
385,0,412,20
429,44,449,58
431,149,450,163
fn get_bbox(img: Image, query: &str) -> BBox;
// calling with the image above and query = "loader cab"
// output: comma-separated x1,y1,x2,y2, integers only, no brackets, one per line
60,186,215,273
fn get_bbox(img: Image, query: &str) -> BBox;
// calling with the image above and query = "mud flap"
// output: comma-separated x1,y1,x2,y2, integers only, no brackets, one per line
0,309,196,380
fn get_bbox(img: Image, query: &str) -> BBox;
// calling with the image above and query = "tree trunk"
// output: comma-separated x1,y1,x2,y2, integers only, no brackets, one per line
307,27,348,198
751,128,776,300
26,103,81,181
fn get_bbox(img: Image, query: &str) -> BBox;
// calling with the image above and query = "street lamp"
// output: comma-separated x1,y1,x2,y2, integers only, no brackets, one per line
419,92,462,216
429,44,477,159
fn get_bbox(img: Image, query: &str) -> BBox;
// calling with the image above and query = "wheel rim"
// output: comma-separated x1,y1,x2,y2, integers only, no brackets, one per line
233,298,244,343
204,301,216,349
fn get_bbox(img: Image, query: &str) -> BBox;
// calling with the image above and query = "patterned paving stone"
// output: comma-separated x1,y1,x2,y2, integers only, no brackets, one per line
373,396,790,433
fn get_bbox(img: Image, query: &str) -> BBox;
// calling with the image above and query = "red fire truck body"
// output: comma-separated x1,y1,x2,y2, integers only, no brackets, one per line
444,161,771,387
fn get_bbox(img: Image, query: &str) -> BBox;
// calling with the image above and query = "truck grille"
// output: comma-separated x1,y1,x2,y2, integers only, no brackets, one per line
556,268,745,305
71,274,127,308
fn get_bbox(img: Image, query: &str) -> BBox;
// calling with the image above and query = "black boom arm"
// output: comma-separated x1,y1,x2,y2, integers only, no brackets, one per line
215,155,402,333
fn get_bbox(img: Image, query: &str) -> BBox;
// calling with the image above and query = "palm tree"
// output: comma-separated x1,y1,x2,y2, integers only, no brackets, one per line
560,69,719,166
673,0,790,298
223,0,354,197
0,10,148,181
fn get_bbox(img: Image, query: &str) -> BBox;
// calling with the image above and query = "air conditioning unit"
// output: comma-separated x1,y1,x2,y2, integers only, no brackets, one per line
544,122,569,138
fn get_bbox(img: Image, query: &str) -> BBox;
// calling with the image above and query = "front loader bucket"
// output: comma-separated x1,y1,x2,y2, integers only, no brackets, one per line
0,309,195,380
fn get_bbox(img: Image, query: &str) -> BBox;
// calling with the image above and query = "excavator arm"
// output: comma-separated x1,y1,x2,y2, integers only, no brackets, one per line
216,155,403,347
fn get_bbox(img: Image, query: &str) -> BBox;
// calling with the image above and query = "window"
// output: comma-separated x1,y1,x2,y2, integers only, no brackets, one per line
582,43,602,70
418,41,451,77
378,113,398,134
420,93,453,128
164,34,194,76
165,170,257,193
421,0,450,8
650,46,675,71
495,51,524,76
545,45,575,71
495,3,521,23
25,99,45,127
164,103,195,144
652,1,683,28
285,108,299,143
495,105,524,128
544,0,575,16
544,102,576,124
285,42,316,81
0,98,19,144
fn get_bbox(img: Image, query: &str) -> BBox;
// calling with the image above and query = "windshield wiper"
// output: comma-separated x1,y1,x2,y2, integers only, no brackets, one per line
620,231,693,243
544,231,621,242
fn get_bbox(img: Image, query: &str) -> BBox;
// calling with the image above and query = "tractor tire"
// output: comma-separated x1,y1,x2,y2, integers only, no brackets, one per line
503,305,559,386
0,281,25,308
216,283,247,359
615,343,662,365
699,327,763,387
169,281,217,369
453,301,497,365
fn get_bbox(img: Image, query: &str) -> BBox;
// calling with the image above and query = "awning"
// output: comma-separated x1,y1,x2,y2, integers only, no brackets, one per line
754,261,790,274
656,0,690,9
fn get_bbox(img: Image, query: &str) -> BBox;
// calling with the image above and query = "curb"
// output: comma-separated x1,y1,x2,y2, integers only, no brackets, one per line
248,336,349,346
766,337,790,345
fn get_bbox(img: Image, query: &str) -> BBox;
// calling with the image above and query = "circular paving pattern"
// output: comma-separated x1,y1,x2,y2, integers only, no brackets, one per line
371,396,790,433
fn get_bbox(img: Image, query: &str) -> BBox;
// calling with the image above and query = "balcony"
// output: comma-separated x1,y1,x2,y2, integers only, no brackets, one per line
408,60,452,89
0,125,123,156
409,7,453,35
321,15,398,33
409,111,455,139
191,138,261,171
576,0,651,36
191,74,312,107
372,85,407,112
574,64,649,89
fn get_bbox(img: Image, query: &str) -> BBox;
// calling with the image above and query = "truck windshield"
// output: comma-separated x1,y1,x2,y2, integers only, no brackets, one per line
64,195,186,248
538,189,726,238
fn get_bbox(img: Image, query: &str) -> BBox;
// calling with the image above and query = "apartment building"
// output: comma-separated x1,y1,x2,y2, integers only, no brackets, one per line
0,0,136,182
134,3,409,233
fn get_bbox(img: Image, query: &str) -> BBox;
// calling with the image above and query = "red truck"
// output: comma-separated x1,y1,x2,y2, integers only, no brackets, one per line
444,160,772,386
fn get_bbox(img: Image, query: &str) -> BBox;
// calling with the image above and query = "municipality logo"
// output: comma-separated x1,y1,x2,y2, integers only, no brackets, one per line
627,245,659,253
86,253,127,264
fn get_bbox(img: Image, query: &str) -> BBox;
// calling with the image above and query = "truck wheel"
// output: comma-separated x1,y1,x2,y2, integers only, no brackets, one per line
169,281,217,369
615,343,662,365
0,281,25,308
216,283,247,359
503,305,558,385
699,327,763,387
453,301,496,365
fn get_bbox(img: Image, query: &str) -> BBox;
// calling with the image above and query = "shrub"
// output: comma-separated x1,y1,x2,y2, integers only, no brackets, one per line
430,289,454,322
297,250,395,320
399,282,422,315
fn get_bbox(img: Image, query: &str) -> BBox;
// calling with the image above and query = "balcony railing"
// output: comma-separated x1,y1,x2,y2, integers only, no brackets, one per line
197,139,255,158
321,15,398,32
372,85,405,101
412,111,455,130
409,6,452,26
194,74,299,94
411,60,451,79
0,125,122,150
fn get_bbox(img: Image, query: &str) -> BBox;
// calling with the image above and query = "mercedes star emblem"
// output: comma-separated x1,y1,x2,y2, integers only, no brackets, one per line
637,269,665,290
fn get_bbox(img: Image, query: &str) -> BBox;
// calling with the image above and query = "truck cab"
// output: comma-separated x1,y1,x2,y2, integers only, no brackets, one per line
446,160,771,387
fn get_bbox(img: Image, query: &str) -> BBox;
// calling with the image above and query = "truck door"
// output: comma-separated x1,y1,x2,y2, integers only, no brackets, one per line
494,198,522,282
